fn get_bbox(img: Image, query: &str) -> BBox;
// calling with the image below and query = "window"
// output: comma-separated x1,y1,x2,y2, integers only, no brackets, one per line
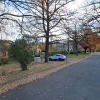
56,55,60,56
2,52,6,57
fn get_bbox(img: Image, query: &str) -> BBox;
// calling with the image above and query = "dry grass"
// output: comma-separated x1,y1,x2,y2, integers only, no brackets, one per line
0,53,95,85
0,54,94,95
0,61,67,84
67,52,96,58
67,53,90,58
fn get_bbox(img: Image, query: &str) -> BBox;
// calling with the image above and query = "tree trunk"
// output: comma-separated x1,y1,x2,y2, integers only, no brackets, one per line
89,49,91,53
74,25,78,56
45,32,49,63
75,43,78,56
84,48,87,54
45,0,49,63
67,38,69,53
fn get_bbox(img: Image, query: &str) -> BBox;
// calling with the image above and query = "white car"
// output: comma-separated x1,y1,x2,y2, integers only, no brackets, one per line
49,54,66,61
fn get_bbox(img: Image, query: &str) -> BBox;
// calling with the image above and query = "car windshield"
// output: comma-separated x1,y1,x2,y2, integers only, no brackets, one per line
55,55,60,56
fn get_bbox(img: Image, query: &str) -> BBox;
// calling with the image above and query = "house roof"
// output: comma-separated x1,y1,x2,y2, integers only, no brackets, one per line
0,48,8,51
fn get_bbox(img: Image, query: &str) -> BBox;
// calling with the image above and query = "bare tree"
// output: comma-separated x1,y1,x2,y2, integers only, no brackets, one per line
79,0,100,30
63,17,84,56
0,0,74,62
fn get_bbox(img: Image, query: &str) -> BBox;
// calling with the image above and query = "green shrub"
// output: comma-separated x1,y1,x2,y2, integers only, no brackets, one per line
0,59,3,65
34,53,40,57
78,51,83,53
49,51,67,56
96,50,100,52
9,39,33,71
2,58,10,64
69,51,75,54
69,51,83,54
34,51,40,57
0,58,10,65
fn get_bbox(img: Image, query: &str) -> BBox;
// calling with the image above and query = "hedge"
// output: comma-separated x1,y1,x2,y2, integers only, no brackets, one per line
0,58,10,65
49,51,67,56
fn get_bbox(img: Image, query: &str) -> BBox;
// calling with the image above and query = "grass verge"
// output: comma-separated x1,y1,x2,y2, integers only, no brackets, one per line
67,52,96,59
0,61,67,85
0,53,95,85
0,53,95,95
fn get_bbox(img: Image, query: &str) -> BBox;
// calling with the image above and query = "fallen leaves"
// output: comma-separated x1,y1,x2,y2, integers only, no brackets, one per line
0,55,92,95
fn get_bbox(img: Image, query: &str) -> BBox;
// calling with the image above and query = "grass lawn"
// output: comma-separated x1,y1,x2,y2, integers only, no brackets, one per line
0,52,95,85
67,53,90,58
0,61,67,85
67,52,96,59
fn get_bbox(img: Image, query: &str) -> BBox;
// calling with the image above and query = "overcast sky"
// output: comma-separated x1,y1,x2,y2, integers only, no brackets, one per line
0,0,99,41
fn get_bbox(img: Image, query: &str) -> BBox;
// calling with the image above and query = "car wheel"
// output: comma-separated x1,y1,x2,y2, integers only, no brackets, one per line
49,58,52,61
58,58,61,61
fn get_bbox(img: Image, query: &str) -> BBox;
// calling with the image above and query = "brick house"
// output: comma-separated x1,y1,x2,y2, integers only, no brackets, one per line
0,48,8,58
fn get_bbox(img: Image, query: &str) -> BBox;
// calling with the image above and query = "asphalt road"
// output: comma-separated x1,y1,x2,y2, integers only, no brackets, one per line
0,54,100,100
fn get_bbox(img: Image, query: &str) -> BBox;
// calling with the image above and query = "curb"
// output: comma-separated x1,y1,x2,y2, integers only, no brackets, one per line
0,54,93,95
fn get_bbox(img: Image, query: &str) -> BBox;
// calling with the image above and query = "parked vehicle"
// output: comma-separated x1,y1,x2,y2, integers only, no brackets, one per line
49,54,66,61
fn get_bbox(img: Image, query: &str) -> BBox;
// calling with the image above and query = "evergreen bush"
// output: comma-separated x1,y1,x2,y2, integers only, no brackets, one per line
9,39,33,71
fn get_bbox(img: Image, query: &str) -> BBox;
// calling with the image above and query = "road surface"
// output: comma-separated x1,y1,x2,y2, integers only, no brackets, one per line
0,54,100,100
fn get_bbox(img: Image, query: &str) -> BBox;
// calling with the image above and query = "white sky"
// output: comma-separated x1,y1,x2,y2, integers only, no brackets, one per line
0,0,99,41
66,0,87,11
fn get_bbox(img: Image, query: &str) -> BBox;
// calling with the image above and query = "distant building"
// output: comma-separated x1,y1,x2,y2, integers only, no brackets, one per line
66,40,82,52
66,40,74,52
54,43,66,51
0,48,8,58
53,40,67,51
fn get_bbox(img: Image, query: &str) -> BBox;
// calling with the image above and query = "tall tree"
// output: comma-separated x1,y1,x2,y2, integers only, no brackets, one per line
3,0,74,62
63,19,83,56
79,28,100,53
